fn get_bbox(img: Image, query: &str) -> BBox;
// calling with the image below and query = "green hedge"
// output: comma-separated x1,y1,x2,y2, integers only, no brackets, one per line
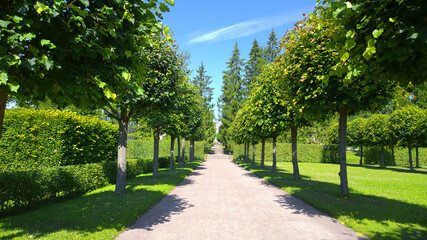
0,108,118,171
0,159,153,217
233,142,324,163
364,147,426,167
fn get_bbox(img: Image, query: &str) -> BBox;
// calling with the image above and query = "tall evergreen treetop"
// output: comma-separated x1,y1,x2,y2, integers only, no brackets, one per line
264,29,279,63
244,39,264,97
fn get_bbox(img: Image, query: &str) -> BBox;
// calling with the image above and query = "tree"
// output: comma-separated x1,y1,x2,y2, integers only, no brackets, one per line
244,39,263,96
0,0,172,140
347,118,368,165
365,114,390,167
320,0,426,86
264,29,279,63
388,106,427,171
277,9,396,195
218,42,245,147
192,62,215,145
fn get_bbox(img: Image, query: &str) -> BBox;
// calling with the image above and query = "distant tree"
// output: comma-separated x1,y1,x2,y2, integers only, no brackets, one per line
218,42,245,147
264,29,279,63
365,114,390,167
347,118,368,165
244,39,263,96
388,106,427,171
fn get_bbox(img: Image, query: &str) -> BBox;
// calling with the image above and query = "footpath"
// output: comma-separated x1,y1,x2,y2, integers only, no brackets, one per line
116,145,367,240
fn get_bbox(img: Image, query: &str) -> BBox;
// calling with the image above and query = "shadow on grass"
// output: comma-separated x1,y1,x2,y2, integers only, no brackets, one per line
347,163,427,174
0,161,202,240
235,159,427,240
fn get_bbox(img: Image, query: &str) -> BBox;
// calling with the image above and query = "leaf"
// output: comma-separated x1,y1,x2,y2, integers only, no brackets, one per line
121,71,131,81
41,58,54,70
341,52,350,61
389,17,395,23
346,30,355,38
8,82,19,92
125,50,132,58
165,0,175,6
363,46,376,60
345,2,352,8
345,39,356,50
408,32,418,40
104,88,116,100
0,72,8,84
159,3,169,12
0,20,10,28
79,0,90,7
367,38,376,47
13,15,23,23
372,29,384,38
35,2,49,14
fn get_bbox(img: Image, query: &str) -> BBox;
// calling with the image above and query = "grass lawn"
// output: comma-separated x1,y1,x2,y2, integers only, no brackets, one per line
0,160,203,240
235,159,427,240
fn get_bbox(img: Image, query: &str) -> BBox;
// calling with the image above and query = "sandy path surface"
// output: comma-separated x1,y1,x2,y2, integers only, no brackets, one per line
116,145,367,240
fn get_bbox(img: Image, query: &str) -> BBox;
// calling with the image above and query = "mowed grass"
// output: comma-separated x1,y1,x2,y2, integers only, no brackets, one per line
235,159,427,240
0,159,203,240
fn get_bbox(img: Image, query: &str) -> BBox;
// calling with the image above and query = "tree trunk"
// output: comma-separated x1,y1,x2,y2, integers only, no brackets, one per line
359,146,363,165
261,138,265,167
391,147,396,166
246,142,250,161
190,139,195,162
408,147,414,171
252,140,255,166
0,90,7,139
338,107,349,196
177,136,181,165
244,143,247,161
153,126,161,178
169,136,175,170
181,138,186,164
380,146,384,167
115,117,128,195
415,147,419,168
272,134,277,172
291,122,300,179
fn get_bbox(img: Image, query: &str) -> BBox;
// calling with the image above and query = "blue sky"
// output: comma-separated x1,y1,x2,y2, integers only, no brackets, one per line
162,0,318,121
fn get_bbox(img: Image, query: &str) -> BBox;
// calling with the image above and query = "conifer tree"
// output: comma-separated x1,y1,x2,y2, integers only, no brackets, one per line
244,39,263,97
264,29,279,63
218,42,245,146
192,62,216,144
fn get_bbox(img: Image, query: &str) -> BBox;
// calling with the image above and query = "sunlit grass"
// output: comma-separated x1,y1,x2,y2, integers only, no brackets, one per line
235,159,427,240
0,159,203,240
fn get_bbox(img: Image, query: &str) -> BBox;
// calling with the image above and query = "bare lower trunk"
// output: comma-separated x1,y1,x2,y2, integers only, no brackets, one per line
415,147,419,168
115,117,128,195
177,137,181,165
0,90,7,139
252,141,255,166
359,146,363,165
190,139,195,162
391,147,396,166
169,136,175,170
181,138,186,164
246,142,250,161
261,138,265,167
272,134,277,172
153,127,161,178
408,147,414,171
380,146,384,167
243,143,246,161
291,122,300,179
338,107,349,196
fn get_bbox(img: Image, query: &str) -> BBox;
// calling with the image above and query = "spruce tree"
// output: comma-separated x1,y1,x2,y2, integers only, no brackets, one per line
218,42,245,146
244,39,263,97
192,62,216,143
264,29,279,63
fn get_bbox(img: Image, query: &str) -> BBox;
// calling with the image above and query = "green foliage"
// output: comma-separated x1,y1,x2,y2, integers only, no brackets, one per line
0,158,153,217
388,106,427,148
365,114,390,148
321,0,427,86
0,108,117,171
233,142,324,163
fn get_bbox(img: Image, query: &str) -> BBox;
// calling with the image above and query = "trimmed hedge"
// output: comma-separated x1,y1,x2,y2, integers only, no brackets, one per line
0,108,118,171
363,147,426,167
233,142,324,163
0,159,153,217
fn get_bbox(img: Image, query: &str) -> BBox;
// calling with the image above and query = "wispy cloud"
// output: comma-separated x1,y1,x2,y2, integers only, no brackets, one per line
188,11,307,44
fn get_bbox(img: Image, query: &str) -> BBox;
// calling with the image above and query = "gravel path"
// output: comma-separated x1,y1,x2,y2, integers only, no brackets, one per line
116,145,367,240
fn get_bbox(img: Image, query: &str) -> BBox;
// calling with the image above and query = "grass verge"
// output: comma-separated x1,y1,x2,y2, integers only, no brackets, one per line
235,159,427,240
0,159,203,240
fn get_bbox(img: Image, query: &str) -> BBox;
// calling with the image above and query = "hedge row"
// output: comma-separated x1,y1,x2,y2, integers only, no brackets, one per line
0,158,159,217
233,142,324,163
0,108,118,171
